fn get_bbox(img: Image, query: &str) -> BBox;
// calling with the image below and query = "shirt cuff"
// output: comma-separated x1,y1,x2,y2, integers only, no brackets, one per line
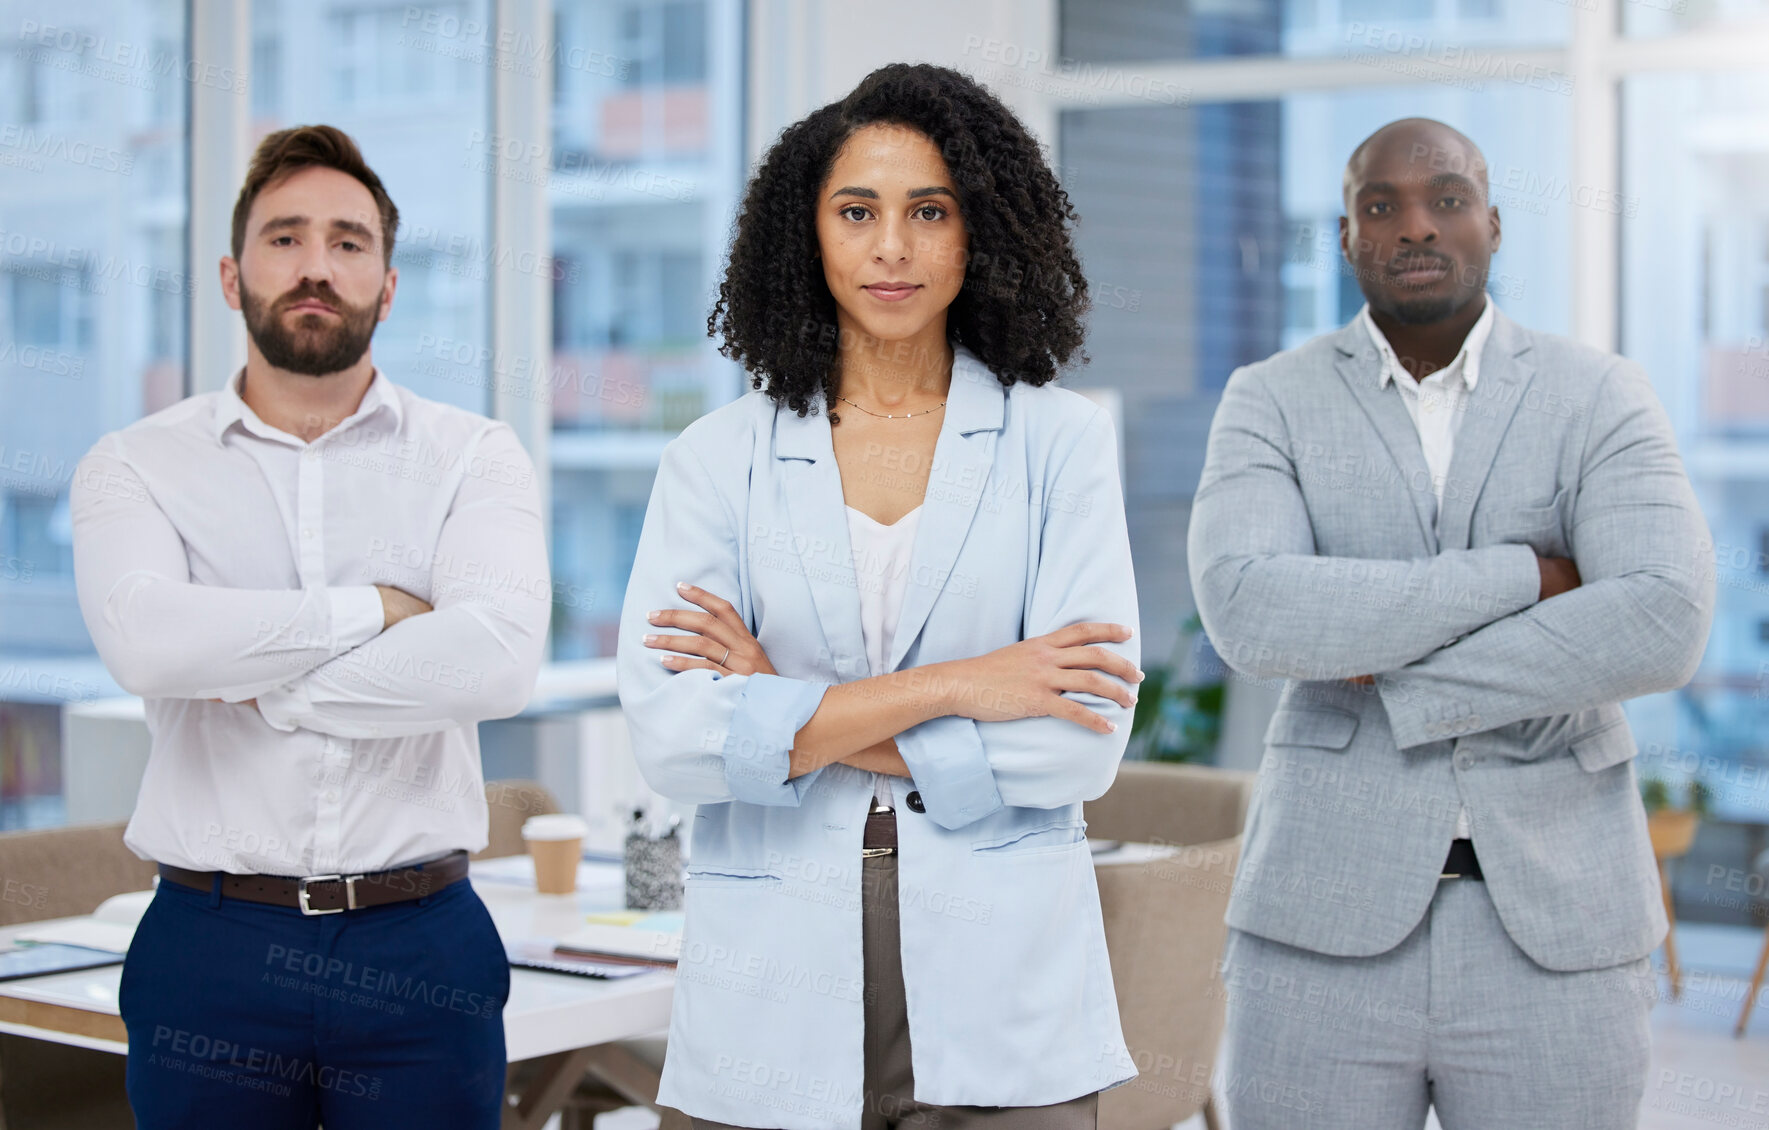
891,715,1004,830
328,586,385,653
722,673,830,806
255,678,314,733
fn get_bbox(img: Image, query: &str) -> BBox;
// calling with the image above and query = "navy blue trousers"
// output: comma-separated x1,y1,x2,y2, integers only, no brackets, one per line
120,871,509,1129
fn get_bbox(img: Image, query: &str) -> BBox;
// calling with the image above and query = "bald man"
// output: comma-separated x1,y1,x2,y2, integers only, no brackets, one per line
1188,119,1712,1128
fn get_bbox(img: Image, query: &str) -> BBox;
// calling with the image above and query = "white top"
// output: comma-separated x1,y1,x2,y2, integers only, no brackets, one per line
70,368,551,875
1361,298,1497,840
1360,297,1497,515
845,504,923,806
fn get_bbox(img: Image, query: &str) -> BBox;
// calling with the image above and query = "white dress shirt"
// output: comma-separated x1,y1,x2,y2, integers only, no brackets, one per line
71,369,551,875
1361,297,1496,839
845,503,922,806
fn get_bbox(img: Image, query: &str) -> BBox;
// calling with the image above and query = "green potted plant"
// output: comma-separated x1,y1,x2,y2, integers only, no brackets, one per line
1128,613,1224,763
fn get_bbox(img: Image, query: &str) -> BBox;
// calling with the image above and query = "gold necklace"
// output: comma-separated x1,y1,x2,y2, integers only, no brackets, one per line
832,393,947,420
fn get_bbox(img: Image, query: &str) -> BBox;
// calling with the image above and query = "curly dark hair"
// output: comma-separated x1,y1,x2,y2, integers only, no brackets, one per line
708,63,1090,420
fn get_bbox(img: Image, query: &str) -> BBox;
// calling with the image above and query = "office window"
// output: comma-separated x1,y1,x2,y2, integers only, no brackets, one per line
0,0,189,828
255,0,495,414
548,0,743,659
1059,78,1570,661
1622,70,1769,808
1056,0,1568,62
1624,0,1769,37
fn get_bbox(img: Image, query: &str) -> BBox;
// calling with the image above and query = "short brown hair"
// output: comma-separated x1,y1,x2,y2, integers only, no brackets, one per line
231,125,400,268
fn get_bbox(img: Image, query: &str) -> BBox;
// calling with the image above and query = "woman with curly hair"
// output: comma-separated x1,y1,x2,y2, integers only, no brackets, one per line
616,62,1142,1129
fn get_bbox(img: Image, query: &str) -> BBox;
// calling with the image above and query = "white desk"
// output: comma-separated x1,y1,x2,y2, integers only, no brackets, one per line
0,858,676,1129
0,846,1170,1127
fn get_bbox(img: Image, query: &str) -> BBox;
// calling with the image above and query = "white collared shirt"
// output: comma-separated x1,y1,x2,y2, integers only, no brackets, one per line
71,369,551,875
1360,297,1496,518
1361,298,1496,839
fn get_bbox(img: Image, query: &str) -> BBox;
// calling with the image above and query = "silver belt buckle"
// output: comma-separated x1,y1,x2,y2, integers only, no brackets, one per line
297,873,362,915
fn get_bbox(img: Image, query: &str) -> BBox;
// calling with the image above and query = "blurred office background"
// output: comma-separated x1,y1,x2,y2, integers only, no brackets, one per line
1,0,1767,1006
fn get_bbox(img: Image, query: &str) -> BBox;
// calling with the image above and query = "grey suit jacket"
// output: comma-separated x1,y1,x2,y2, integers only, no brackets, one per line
1187,309,1715,972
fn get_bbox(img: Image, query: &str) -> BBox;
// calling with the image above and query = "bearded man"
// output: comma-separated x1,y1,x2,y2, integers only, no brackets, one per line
72,124,549,1130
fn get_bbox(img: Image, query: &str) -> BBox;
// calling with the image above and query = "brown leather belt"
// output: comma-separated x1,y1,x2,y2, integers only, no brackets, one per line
863,799,897,858
157,850,470,915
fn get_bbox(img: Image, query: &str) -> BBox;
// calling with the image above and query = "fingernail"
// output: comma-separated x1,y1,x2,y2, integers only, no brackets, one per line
676,581,691,592
1106,721,1118,732
659,655,675,665
643,634,658,644
1135,668,1146,682
1127,692,1138,705
647,610,662,622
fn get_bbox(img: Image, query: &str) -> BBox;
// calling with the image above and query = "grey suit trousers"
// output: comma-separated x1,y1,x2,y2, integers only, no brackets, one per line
1221,874,1655,1130
691,851,1099,1130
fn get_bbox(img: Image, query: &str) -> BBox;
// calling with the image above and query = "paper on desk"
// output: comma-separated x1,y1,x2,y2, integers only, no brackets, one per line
469,855,623,894
557,912,683,963
14,889,154,953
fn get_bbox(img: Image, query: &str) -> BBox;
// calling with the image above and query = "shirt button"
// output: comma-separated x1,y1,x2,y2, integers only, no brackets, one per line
905,791,926,814
1456,754,1473,770
302,528,315,540
325,791,339,803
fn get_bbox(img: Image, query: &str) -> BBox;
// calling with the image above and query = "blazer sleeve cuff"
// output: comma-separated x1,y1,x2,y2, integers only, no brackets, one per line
892,715,1005,830
1373,674,1486,751
723,673,830,806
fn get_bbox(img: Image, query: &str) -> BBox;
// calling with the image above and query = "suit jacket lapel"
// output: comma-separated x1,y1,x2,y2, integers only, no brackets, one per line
1436,309,1535,551
886,349,1003,673
775,393,868,681
1331,322,1440,554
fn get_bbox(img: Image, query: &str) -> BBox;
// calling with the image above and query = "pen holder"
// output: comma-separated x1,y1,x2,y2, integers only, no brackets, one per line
624,831,684,910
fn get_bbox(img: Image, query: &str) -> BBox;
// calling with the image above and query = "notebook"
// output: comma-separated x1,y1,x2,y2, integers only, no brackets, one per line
0,943,124,982
503,939,662,980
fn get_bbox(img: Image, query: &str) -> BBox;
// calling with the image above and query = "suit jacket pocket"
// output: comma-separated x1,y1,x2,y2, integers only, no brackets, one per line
1486,487,1569,557
1264,706,1359,750
1569,719,1637,773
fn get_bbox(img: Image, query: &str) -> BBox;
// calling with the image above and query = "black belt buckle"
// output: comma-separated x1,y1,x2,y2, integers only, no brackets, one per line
1440,838,1483,881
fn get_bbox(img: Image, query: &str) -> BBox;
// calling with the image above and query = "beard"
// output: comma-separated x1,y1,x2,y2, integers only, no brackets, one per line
1376,293,1463,325
1366,254,1483,326
240,278,381,376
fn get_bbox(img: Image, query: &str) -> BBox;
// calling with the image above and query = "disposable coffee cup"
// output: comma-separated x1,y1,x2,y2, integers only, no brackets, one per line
521,813,589,895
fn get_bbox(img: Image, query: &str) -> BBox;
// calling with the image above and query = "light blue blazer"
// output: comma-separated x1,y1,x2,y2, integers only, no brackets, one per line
616,346,1141,1129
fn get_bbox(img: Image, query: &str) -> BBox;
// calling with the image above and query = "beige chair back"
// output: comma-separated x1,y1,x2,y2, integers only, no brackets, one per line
1085,762,1254,1130
477,779,561,860
0,821,155,928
